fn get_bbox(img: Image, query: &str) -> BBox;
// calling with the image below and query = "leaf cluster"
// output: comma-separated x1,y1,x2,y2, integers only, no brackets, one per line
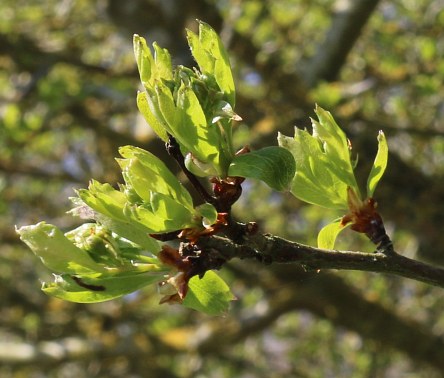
18,22,389,315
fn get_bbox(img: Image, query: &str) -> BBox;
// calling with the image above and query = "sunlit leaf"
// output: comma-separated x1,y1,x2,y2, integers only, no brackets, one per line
187,21,236,106
150,192,194,226
133,34,155,87
175,83,221,171
16,222,106,274
153,42,173,80
317,219,350,249
155,80,179,131
136,91,168,141
77,181,127,221
73,184,159,252
183,271,235,315
367,131,388,198
278,106,360,209
228,146,296,191
119,145,194,210
43,269,165,303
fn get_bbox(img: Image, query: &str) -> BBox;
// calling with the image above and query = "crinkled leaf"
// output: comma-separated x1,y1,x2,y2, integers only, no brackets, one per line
90,215,160,253
137,91,168,141
133,35,172,87
150,192,194,226
77,181,127,220
133,34,154,86
187,21,236,106
43,269,164,303
278,106,360,209
153,42,173,80
228,146,296,191
126,200,192,234
119,145,194,209
175,83,221,170
16,222,106,274
74,182,159,251
124,205,164,232
317,219,350,249
155,80,179,131
367,131,388,198
183,271,235,315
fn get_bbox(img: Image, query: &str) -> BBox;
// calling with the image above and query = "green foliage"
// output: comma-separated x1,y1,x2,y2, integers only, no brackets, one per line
278,105,360,210
367,131,388,198
279,105,388,249
228,146,296,191
183,271,236,315
17,22,389,312
133,21,239,177
317,219,349,250
17,222,167,303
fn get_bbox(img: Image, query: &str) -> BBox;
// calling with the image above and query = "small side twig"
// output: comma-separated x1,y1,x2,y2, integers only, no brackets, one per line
166,135,218,207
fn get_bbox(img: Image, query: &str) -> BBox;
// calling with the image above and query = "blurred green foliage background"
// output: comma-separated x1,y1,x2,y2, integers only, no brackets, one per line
1,0,444,376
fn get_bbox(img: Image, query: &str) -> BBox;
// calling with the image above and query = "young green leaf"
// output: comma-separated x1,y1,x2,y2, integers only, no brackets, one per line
155,80,179,131
74,181,161,250
16,222,107,274
153,42,173,80
278,106,360,209
133,34,154,86
187,21,235,106
367,131,388,198
125,200,193,234
183,271,235,315
119,145,194,210
150,192,194,227
317,219,350,249
43,269,165,303
175,83,222,171
77,181,127,221
195,203,218,227
228,146,296,191
136,91,169,141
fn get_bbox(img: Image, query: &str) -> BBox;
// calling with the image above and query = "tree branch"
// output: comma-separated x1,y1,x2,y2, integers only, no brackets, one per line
197,231,444,289
303,0,381,87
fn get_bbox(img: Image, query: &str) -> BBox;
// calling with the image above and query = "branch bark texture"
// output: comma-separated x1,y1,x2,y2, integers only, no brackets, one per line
197,231,444,289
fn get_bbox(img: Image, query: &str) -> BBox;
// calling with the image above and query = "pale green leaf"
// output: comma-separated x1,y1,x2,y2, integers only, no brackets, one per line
367,131,388,198
183,271,235,315
119,145,194,209
133,34,154,87
186,28,213,74
175,84,221,170
279,131,350,209
150,192,194,226
75,181,159,250
317,219,349,249
77,181,127,221
153,42,173,80
195,203,218,226
16,222,106,274
228,146,296,191
136,91,168,141
93,216,160,253
125,201,192,234
155,80,179,130
187,21,236,106
278,106,362,210
43,270,164,303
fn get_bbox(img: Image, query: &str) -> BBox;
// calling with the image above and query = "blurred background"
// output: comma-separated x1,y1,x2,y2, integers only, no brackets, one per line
1,0,444,376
